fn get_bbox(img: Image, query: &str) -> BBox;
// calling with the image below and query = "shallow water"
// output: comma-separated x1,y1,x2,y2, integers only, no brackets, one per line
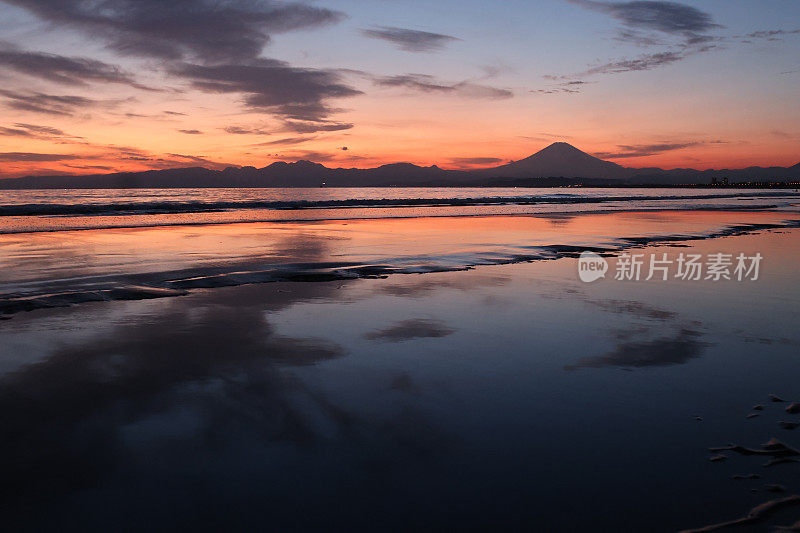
1,209,800,531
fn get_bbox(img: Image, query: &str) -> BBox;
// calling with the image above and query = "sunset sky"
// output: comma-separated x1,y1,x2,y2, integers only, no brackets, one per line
0,0,798,178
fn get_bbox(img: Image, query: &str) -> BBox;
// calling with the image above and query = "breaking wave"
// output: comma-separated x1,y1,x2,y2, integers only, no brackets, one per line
1,191,797,217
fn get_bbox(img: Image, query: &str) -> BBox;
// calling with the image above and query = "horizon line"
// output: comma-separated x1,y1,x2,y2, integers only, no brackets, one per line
3,141,799,180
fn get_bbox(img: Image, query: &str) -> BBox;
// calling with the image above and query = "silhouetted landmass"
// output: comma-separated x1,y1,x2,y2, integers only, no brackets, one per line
1,142,798,188
474,142,629,180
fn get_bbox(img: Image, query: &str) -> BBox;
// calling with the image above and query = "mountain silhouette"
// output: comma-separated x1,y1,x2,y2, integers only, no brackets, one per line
477,142,630,180
0,143,797,188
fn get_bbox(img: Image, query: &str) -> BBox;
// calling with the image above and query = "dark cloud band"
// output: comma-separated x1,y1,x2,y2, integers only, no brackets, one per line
172,59,361,122
2,0,343,63
567,0,718,35
360,26,460,53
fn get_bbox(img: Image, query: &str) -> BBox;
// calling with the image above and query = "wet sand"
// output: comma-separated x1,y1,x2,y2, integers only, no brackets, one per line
3,209,800,316
1,210,799,531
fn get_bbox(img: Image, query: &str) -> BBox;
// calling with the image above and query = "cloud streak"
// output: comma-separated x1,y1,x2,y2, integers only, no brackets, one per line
0,46,148,88
593,141,702,158
448,157,504,166
0,89,100,116
375,74,512,99
360,26,460,53
740,29,800,43
224,125,269,135
585,50,685,75
0,123,71,139
0,152,82,162
532,80,589,94
281,120,354,133
255,136,317,146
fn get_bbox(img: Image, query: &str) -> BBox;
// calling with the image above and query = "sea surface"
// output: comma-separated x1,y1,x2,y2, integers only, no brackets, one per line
1,187,798,233
1,188,800,531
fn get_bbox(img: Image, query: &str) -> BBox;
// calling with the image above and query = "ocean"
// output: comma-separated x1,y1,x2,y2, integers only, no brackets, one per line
1,187,798,233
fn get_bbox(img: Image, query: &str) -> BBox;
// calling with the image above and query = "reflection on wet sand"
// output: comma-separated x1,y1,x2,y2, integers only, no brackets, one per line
0,281,462,530
0,283,338,504
364,318,456,342
539,284,711,370
3,210,800,318
1,211,799,531
565,327,709,370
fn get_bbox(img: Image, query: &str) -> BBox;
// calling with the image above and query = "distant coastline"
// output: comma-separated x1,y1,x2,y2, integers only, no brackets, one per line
1,143,797,189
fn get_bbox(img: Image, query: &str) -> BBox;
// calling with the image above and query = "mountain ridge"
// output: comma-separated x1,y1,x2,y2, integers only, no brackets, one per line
1,143,797,188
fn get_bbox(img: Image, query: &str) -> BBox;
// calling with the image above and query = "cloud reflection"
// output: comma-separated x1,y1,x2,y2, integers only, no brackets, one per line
365,318,455,342
565,327,708,370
